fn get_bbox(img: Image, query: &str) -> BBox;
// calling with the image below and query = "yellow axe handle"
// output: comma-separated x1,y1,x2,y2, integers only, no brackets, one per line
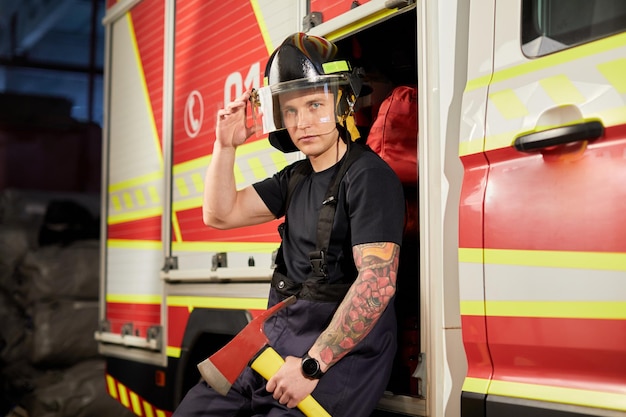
250,347,331,417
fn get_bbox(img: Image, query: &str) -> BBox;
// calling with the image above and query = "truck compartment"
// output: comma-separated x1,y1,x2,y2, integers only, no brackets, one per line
333,8,421,401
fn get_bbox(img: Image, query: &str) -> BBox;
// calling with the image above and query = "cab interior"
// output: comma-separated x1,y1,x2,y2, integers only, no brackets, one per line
334,7,421,399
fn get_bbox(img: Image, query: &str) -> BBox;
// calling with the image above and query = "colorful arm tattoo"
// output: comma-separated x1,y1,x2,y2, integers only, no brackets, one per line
311,242,400,369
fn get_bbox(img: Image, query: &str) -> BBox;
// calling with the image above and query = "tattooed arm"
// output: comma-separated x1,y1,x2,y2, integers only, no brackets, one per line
265,241,400,408
310,241,400,371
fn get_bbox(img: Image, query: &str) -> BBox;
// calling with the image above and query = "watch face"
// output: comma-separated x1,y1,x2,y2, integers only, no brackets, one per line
302,357,320,376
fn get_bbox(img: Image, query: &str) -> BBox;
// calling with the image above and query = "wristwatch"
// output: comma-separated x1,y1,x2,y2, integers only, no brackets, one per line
301,353,325,379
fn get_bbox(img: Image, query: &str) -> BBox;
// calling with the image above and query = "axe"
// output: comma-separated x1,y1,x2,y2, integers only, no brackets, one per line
197,295,331,417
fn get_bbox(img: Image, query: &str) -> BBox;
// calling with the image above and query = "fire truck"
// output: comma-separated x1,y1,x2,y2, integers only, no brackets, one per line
96,0,626,416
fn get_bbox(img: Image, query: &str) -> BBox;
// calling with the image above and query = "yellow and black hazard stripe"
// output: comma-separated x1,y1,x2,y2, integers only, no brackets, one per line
106,373,171,417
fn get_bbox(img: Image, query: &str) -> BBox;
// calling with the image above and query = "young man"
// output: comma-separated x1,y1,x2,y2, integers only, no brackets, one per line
174,33,405,417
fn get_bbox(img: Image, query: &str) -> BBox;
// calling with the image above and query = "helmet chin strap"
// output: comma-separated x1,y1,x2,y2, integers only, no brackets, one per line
336,116,358,145
337,119,352,163
344,115,360,143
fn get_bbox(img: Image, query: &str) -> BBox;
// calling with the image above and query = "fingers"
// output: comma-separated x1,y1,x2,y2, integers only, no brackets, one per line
272,388,283,402
265,377,276,393
215,92,258,144
218,91,251,116
227,91,251,111
267,377,293,407
218,100,245,118
272,387,294,407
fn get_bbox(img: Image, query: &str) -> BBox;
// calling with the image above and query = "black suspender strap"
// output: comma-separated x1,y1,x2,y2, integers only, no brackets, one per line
286,159,312,213
309,143,367,278
274,159,312,270
275,143,369,280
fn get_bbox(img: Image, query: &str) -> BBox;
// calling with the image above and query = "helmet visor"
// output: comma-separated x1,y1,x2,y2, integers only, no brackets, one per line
251,74,352,135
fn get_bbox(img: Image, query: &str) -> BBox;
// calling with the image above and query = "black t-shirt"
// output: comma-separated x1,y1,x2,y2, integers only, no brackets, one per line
253,146,405,285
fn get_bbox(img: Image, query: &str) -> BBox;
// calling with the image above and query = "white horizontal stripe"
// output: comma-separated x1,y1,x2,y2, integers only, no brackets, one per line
460,261,626,302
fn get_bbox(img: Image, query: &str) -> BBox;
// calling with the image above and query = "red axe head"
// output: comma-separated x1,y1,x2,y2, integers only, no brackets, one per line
197,295,296,395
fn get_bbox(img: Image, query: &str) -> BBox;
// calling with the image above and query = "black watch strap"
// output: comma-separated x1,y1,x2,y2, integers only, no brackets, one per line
301,353,325,379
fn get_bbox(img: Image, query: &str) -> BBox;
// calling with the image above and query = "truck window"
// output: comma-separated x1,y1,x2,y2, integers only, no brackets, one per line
521,0,626,57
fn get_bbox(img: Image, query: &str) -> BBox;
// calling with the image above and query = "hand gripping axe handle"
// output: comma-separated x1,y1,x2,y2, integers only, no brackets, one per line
197,295,331,417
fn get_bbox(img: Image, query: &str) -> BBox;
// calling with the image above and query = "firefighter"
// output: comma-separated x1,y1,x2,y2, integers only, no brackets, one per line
174,33,405,417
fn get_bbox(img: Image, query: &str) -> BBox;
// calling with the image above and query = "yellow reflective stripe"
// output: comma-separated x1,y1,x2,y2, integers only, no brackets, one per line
127,13,163,169
167,295,267,310
107,239,161,250
598,57,626,93
461,300,626,319
106,294,161,304
249,0,273,55
172,241,278,253
466,31,626,93
108,206,162,224
106,375,118,399
489,379,626,412
134,188,147,206
107,375,169,417
461,248,626,271
143,401,155,417
465,74,492,93
247,156,267,179
270,151,290,168
459,248,483,263
112,195,122,211
167,346,181,358
461,300,485,316
237,137,274,156
233,161,245,184
175,177,189,196
130,391,142,415
109,171,162,193
173,155,210,174
489,89,528,120
117,382,130,407
123,192,134,209
173,157,207,193
483,130,515,151
172,196,202,212
322,60,350,73
539,75,585,105
464,377,626,411
172,211,182,242
462,377,490,394
484,249,626,271
148,185,159,203
323,8,397,41
458,139,484,156
460,300,485,316
487,301,626,320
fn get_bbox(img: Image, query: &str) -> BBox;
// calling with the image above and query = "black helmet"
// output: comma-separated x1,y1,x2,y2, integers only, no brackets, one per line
255,33,362,152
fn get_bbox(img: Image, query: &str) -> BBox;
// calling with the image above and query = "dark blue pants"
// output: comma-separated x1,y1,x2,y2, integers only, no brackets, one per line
173,289,397,417
172,368,302,417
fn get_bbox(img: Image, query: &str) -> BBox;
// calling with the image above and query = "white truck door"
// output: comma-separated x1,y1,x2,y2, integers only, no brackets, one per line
98,1,167,365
